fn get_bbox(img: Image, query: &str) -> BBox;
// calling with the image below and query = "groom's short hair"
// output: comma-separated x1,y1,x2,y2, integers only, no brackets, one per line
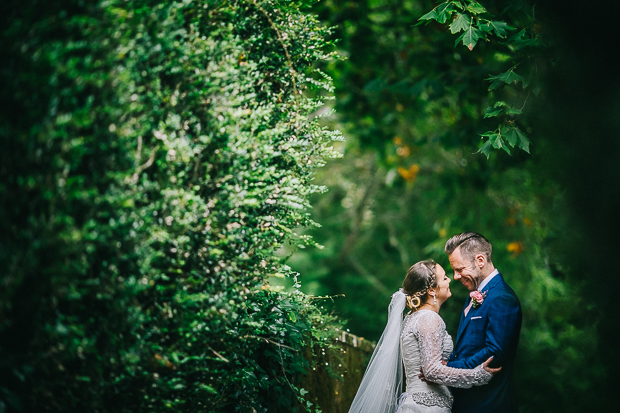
444,232,493,263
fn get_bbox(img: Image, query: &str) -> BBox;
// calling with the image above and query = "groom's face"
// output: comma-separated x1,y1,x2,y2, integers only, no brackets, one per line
448,247,484,291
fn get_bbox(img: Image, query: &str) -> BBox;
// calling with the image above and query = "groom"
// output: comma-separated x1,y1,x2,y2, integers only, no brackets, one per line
444,232,522,413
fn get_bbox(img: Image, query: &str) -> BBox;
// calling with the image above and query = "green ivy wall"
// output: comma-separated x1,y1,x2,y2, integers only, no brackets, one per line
0,0,342,412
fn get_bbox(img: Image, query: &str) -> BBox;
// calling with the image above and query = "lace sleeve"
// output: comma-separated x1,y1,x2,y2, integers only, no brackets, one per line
414,311,492,388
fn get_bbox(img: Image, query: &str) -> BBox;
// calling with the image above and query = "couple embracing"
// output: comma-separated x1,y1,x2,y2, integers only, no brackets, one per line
349,232,522,413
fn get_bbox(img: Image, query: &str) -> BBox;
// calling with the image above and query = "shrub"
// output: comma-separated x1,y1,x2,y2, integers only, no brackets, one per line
0,0,341,411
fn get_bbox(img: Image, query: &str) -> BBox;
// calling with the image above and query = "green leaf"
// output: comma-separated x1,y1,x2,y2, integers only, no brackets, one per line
504,127,518,147
484,107,504,118
480,20,512,38
487,132,511,154
487,78,504,91
436,2,456,24
457,26,481,50
508,29,542,50
477,140,493,158
515,128,531,153
417,2,457,25
480,131,499,138
467,1,487,14
501,126,530,152
418,9,438,22
450,14,470,34
299,388,309,396
486,69,525,90
505,107,522,115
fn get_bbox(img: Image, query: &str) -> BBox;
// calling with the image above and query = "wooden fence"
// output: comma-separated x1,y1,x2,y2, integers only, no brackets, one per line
298,331,375,413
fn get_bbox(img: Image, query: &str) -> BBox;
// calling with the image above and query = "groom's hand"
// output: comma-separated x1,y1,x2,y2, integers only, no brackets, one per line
418,367,427,382
482,356,502,375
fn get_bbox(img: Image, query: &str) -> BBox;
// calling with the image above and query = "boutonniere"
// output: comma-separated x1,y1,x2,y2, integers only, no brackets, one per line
470,290,487,308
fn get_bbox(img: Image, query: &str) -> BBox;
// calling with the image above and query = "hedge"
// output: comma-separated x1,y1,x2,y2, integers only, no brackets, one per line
0,0,341,411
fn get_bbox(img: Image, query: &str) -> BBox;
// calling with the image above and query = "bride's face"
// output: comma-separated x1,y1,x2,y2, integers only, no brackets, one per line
434,264,452,303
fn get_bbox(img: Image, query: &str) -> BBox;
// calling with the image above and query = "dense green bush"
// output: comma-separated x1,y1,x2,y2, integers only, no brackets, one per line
0,0,341,411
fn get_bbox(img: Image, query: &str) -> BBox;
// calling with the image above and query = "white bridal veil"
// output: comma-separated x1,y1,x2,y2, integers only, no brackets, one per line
348,289,406,413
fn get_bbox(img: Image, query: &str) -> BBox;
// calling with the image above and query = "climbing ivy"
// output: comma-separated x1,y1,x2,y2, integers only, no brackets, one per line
0,0,341,411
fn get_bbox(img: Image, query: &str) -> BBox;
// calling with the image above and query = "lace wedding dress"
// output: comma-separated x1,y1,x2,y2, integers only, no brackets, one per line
396,310,491,413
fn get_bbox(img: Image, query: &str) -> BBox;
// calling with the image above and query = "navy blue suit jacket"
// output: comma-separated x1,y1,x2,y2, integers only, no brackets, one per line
447,273,522,413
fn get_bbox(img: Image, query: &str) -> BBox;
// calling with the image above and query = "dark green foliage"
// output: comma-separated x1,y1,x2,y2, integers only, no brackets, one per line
533,2,620,409
284,1,608,412
314,0,542,159
0,0,341,411
418,0,545,157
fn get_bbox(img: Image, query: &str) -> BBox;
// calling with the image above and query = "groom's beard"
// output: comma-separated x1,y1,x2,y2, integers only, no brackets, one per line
471,266,485,290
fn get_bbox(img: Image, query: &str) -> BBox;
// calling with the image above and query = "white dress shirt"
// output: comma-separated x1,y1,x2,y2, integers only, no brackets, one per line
477,268,499,292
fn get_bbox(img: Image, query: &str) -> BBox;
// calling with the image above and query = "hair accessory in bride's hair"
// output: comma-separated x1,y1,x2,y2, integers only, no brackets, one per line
404,260,437,313
406,295,421,310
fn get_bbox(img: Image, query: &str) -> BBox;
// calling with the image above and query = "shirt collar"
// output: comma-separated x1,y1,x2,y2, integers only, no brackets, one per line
477,268,499,291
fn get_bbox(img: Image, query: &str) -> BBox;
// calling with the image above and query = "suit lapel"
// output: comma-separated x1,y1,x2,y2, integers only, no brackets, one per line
456,300,477,344
455,296,469,343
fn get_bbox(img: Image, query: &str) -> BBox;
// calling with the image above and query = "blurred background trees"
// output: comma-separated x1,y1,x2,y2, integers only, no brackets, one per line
279,0,617,411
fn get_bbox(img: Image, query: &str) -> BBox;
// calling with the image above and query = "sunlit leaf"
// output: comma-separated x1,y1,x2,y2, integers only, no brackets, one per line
458,26,481,50
418,9,438,23
466,1,487,14
450,14,470,34
436,2,457,24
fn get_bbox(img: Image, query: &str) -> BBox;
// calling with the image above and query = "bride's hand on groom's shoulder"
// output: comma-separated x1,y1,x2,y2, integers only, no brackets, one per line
482,356,502,375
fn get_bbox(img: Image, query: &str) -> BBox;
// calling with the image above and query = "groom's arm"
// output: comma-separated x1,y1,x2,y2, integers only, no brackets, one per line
447,292,521,369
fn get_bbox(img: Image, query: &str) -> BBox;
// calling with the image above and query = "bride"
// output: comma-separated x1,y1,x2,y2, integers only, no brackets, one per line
348,260,499,413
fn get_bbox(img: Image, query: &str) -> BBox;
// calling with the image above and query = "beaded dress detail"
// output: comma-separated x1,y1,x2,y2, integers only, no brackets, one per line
396,310,491,413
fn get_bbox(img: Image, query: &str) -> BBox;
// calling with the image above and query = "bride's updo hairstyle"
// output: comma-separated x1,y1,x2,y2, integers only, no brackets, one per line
402,259,437,313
